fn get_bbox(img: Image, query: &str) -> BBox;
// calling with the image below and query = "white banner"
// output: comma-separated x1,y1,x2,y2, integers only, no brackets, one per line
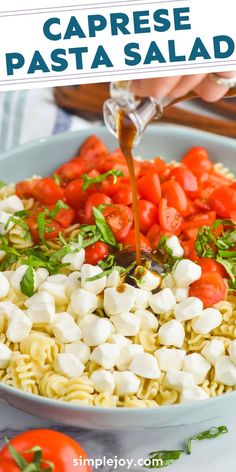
0,0,235,90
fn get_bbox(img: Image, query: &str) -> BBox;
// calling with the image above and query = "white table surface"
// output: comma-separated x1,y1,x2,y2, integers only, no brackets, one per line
0,88,235,471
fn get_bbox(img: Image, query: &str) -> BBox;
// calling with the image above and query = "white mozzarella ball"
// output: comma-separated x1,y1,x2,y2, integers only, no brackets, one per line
135,309,158,331
229,340,236,366
71,288,98,317
215,356,236,386
106,270,121,288
6,309,32,342
149,288,176,315
11,265,34,292
135,268,162,291
81,264,106,295
174,297,203,322
0,211,14,235
39,274,68,305
54,353,85,378
2,270,14,281
192,308,222,335
65,341,90,364
52,313,81,343
129,353,161,379
25,291,55,324
201,340,225,365
154,347,186,372
117,344,144,371
158,320,185,348
0,273,10,299
0,301,17,319
0,342,12,368
104,284,136,316
0,195,24,213
161,274,175,289
111,313,141,337
166,236,184,258
173,259,202,288
62,245,85,271
134,289,150,310
183,353,211,384
90,343,120,369
91,370,115,394
65,272,81,298
78,314,98,329
164,368,195,392
108,334,132,347
114,371,140,395
180,386,209,403
171,287,189,303
35,268,49,289
81,317,113,346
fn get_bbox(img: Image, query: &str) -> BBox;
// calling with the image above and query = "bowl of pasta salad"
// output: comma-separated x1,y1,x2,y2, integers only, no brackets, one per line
0,124,235,430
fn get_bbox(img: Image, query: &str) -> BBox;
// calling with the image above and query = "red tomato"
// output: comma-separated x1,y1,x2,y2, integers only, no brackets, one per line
79,134,109,160
169,166,199,200
231,182,236,190
182,239,200,262
198,258,228,278
182,146,214,176
137,174,161,206
54,159,86,183
159,199,183,236
189,272,227,307
146,224,161,249
139,161,156,176
50,206,75,228
103,204,133,242
28,214,62,241
84,192,112,224
0,429,90,472
161,180,190,217
15,179,40,199
98,175,125,196
85,241,109,265
123,229,152,253
154,157,167,176
64,179,87,209
206,172,232,189
183,211,216,239
209,186,236,218
138,200,159,234
113,185,134,205
32,178,64,205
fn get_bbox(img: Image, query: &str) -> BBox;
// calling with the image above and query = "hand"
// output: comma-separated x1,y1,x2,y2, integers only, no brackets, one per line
130,71,236,102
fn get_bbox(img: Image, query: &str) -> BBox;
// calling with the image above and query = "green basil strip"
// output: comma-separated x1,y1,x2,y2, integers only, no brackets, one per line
145,450,184,468
186,425,228,455
20,266,35,297
93,207,116,247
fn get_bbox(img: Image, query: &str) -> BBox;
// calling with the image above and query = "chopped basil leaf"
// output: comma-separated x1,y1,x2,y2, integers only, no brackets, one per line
10,216,29,231
81,169,123,191
37,212,46,241
50,200,69,219
20,266,35,297
98,255,116,270
53,174,61,186
14,210,29,218
49,246,70,263
93,207,116,247
145,450,184,468
186,426,228,455
86,269,113,282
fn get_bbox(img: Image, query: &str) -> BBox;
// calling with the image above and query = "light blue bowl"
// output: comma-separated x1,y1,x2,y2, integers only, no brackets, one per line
0,124,235,430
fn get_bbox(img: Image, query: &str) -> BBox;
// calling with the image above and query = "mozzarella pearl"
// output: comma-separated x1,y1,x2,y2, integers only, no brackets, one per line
114,371,140,395
183,353,211,384
149,288,176,315
154,347,186,372
91,370,115,394
104,284,136,316
174,297,203,322
173,259,202,288
54,353,85,379
215,356,236,386
129,353,161,379
180,386,209,403
192,308,222,335
90,343,120,369
158,320,185,348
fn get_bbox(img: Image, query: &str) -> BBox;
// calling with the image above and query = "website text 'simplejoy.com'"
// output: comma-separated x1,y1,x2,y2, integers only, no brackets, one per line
73,455,162,469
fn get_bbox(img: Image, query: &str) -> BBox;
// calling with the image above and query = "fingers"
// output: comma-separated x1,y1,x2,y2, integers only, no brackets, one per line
194,71,236,102
169,74,206,99
130,76,181,99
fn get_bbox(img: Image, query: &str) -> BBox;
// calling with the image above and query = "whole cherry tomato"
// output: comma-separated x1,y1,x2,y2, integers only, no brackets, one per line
85,241,109,265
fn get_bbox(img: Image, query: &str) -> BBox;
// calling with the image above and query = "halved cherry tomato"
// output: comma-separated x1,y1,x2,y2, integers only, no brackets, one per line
48,205,75,228
113,185,134,205
231,182,236,190
84,192,112,224
28,214,62,241
138,200,159,234
209,186,236,218
32,178,64,205
15,179,40,199
189,272,227,307
54,159,86,183
139,161,156,176
154,157,167,176
169,166,199,200
85,241,109,265
0,429,90,472
64,179,87,209
182,146,214,176
79,134,109,160
161,180,190,217
205,172,232,189
182,239,200,262
198,258,228,278
103,204,133,241
146,224,161,249
123,229,152,253
158,198,183,236
182,211,216,239
137,174,161,206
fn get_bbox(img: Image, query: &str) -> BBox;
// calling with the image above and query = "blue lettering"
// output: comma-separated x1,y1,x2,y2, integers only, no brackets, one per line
27,51,50,74
88,15,107,37
133,11,151,34
144,41,166,64
43,17,61,41
174,7,191,30
91,46,113,68
189,37,211,60
64,16,86,39
169,40,186,62
6,52,25,75
124,43,141,65
69,47,88,69
214,35,235,58
153,9,170,32
51,49,68,72
110,13,130,35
